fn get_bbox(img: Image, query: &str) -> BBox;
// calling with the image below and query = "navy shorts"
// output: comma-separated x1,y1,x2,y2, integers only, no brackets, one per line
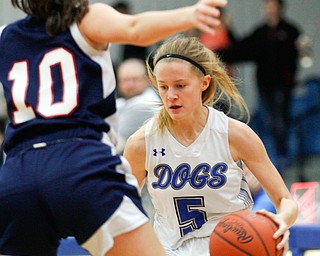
0,137,147,255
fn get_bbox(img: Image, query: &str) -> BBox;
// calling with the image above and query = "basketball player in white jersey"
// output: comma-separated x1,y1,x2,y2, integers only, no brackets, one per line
124,36,298,256
0,1,228,255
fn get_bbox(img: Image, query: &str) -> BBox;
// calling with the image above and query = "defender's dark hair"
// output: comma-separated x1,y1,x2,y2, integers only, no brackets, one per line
11,0,89,36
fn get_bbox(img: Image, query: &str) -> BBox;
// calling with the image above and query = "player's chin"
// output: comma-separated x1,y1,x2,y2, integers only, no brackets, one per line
168,111,185,121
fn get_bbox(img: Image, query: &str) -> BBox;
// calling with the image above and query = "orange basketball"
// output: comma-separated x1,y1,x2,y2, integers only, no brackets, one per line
210,211,283,256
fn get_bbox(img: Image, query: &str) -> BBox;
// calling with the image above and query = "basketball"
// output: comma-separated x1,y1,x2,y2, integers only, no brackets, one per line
210,211,283,256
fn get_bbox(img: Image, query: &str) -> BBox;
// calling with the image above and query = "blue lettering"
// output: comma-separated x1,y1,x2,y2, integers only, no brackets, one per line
208,163,227,189
152,162,228,190
172,163,190,189
190,164,210,189
152,164,172,189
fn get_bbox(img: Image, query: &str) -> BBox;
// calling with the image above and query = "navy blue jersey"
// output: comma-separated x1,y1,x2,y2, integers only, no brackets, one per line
0,16,149,256
0,16,118,152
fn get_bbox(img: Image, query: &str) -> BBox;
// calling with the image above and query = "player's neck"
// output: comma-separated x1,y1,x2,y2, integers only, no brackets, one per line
168,106,208,147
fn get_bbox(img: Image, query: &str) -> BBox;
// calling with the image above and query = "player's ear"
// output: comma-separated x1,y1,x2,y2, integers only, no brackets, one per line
201,75,211,91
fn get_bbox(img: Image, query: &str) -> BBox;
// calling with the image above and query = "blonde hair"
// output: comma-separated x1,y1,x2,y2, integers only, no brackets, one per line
146,35,249,133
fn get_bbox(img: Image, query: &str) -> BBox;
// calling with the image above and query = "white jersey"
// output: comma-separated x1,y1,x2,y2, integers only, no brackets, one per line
145,106,253,250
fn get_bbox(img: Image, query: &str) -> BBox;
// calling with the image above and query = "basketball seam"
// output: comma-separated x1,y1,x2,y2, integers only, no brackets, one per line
213,229,253,256
231,213,271,256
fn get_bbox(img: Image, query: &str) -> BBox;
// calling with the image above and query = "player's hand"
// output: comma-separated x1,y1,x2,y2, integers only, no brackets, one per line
257,209,290,256
191,0,228,34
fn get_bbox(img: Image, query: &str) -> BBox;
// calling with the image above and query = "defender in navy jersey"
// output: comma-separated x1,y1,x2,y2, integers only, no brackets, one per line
124,36,298,256
0,0,227,255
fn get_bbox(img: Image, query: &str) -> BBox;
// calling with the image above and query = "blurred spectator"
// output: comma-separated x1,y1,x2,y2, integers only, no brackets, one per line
116,58,160,154
218,0,301,171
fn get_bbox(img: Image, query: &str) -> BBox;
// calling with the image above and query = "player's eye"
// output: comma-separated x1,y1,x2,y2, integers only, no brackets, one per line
159,85,168,90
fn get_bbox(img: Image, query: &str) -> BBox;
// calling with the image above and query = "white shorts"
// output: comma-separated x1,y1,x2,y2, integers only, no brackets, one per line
164,236,210,256
82,195,149,256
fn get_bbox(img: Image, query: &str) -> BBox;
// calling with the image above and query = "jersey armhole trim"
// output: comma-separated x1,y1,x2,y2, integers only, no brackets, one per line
0,25,8,39
70,23,109,56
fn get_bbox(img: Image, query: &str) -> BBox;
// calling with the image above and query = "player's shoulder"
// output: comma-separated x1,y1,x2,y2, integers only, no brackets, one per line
124,125,147,163
228,118,253,141
228,118,264,159
0,17,25,40
125,125,146,152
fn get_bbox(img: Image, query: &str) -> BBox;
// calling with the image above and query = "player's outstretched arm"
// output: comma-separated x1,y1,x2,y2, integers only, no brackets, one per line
80,0,227,47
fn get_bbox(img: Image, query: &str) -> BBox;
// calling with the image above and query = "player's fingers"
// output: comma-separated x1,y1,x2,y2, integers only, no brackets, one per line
257,210,288,238
276,229,290,252
256,209,276,220
192,0,227,34
203,0,228,8
256,209,280,225
273,221,289,239
195,15,221,34
195,4,221,18
282,246,289,256
280,232,290,256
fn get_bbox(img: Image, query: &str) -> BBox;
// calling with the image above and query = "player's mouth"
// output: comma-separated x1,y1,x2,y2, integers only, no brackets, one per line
169,105,182,110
